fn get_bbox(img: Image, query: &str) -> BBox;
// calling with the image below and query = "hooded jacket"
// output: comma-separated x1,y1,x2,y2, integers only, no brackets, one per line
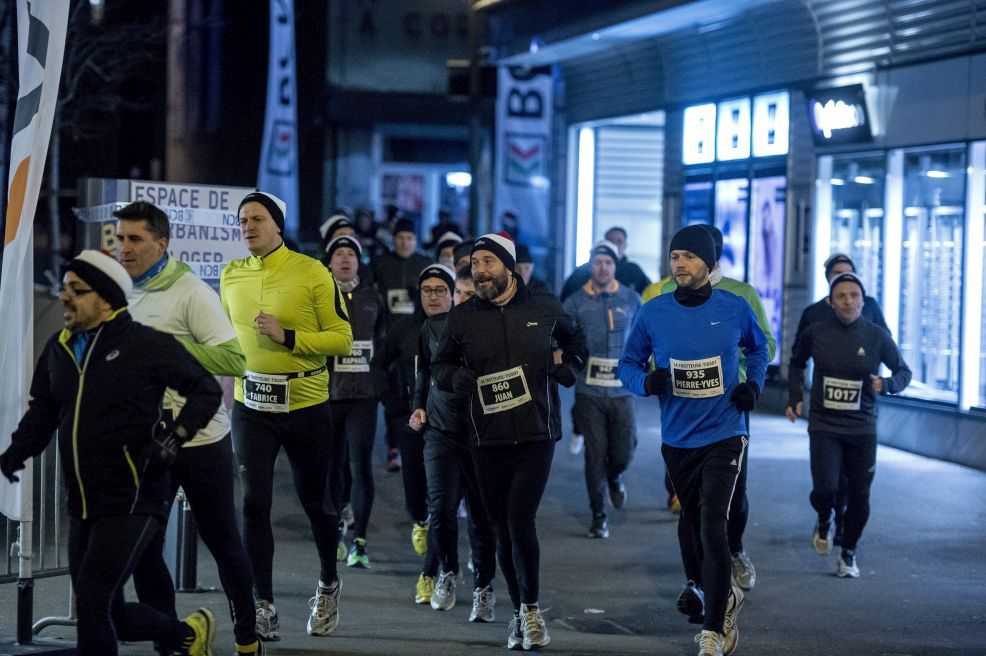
5,311,221,519
431,276,588,447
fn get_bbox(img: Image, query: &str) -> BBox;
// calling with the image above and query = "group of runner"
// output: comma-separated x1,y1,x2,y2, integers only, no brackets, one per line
0,192,911,656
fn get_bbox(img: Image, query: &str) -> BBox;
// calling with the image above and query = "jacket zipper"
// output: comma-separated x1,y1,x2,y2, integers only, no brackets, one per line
60,327,104,520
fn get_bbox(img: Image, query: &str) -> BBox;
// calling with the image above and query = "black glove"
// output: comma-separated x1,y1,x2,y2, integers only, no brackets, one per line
730,381,760,412
139,419,187,471
452,368,478,397
0,451,25,483
548,361,577,388
645,368,672,398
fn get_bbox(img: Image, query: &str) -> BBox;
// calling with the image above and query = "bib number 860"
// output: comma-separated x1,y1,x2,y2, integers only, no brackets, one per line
490,381,512,392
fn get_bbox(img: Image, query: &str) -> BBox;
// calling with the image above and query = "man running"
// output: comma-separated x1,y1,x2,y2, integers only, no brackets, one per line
787,272,910,577
619,225,768,656
562,239,641,539
221,192,353,640
432,232,587,651
1,250,221,656
115,202,263,655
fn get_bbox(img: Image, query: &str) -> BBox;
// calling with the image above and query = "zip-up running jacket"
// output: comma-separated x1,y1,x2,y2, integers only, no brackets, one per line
562,280,641,398
5,311,221,519
221,244,353,411
128,256,245,447
329,279,385,401
788,313,911,434
431,277,588,447
412,312,466,439
371,309,426,406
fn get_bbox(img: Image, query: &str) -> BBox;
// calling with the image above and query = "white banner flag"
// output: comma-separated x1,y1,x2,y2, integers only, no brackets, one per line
0,0,70,520
257,0,299,239
493,66,553,249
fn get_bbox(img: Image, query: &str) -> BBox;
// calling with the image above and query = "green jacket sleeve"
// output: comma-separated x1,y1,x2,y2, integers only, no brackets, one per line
177,336,246,377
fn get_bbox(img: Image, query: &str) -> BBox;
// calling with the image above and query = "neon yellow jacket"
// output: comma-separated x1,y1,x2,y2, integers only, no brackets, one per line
221,244,353,411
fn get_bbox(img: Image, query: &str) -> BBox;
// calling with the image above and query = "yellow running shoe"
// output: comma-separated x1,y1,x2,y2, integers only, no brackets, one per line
182,607,216,656
415,573,435,604
411,520,429,556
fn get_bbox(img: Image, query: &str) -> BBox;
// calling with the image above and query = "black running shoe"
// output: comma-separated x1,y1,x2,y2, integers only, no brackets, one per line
677,580,705,624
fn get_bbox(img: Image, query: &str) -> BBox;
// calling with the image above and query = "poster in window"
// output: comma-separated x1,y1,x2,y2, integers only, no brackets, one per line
714,179,749,281
749,176,786,364
684,181,714,226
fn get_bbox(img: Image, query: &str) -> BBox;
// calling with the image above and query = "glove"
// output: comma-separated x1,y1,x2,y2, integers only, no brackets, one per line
0,451,25,483
730,381,760,412
548,361,577,388
452,368,478,397
139,419,187,471
645,368,672,399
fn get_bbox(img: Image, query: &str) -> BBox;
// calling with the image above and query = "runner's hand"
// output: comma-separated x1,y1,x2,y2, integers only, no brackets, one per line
452,369,478,396
548,361,577,388
644,368,672,398
409,409,428,432
784,402,803,422
870,374,884,394
0,451,25,483
139,419,185,471
255,311,286,344
730,381,760,411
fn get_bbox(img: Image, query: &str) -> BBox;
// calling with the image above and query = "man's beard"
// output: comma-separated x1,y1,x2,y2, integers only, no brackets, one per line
475,269,510,300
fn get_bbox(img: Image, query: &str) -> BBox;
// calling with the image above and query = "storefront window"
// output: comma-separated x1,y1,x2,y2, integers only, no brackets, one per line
828,155,885,304
898,147,965,403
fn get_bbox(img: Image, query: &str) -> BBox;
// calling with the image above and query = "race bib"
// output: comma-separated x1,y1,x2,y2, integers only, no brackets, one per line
585,356,621,388
822,376,862,410
243,371,290,413
334,340,373,373
477,366,533,414
387,289,414,315
669,356,724,398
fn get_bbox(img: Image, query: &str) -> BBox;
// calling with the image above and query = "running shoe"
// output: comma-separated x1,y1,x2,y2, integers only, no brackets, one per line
506,615,523,650
234,639,265,655
347,538,370,568
431,570,457,611
730,551,756,590
411,520,430,556
254,600,279,642
837,550,860,578
812,521,834,555
415,574,434,604
694,629,725,656
722,585,744,655
520,605,550,650
470,585,495,623
677,580,705,624
182,607,215,656
568,434,584,455
608,477,627,509
587,513,609,539
307,580,342,636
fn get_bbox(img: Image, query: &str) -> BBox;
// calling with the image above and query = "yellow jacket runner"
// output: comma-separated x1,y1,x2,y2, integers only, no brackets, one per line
221,244,353,411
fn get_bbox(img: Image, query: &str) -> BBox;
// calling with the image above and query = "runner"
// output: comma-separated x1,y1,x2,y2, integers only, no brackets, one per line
115,202,264,655
786,272,911,577
432,232,587,651
619,225,768,656
562,240,641,539
221,192,353,640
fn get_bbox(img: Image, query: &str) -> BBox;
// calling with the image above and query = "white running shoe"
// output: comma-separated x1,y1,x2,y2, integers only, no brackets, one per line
431,570,457,611
568,434,584,455
722,585,744,655
306,581,342,636
695,629,725,656
730,551,756,590
255,600,280,642
837,552,860,578
521,605,550,650
469,585,495,622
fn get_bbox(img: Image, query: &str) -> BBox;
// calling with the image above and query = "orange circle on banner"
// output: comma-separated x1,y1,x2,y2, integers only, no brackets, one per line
4,156,30,247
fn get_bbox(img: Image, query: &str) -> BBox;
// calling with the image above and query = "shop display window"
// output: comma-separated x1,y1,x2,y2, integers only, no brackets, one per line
714,178,749,281
897,147,965,403
828,155,885,305
750,177,786,364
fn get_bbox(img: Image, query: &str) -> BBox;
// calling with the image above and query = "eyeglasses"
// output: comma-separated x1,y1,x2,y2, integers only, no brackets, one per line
420,286,448,297
60,286,97,298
